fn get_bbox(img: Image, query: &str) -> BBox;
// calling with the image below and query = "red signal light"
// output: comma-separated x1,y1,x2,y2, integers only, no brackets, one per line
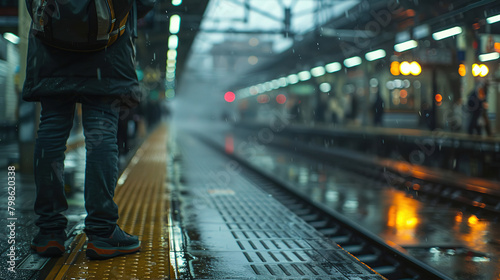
224,91,236,102
276,94,286,104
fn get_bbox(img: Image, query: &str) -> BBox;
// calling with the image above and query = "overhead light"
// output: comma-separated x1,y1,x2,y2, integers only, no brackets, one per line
432,26,462,40
394,40,418,52
410,61,421,75
344,56,362,68
167,49,177,60
167,59,176,66
458,64,466,77
169,15,181,34
479,52,500,62
487,14,500,24
319,83,331,93
390,61,400,76
278,77,287,87
257,83,266,93
399,61,411,75
325,62,341,73
172,0,182,6
472,64,481,76
479,65,489,77
271,79,280,89
3,33,19,44
166,65,176,73
249,86,258,95
365,49,386,61
310,66,326,77
287,74,299,84
168,35,178,49
298,71,311,81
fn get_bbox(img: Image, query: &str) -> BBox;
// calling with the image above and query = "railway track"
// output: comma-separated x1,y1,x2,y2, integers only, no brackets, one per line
193,132,453,280
234,126,500,218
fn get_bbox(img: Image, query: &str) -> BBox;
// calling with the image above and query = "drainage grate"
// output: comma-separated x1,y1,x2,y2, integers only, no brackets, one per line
178,138,385,280
17,255,50,270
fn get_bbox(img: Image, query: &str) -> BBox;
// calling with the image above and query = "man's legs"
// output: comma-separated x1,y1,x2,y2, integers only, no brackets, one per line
80,95,141,259
80,95,120,235
31,96,76,256
34,97,75,231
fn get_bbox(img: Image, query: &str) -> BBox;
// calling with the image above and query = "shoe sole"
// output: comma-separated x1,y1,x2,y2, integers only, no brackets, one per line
86,242,141,260
31,241,65,257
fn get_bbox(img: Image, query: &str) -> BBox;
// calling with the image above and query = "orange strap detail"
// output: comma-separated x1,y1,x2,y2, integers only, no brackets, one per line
119,13,129,36
107,0,116,32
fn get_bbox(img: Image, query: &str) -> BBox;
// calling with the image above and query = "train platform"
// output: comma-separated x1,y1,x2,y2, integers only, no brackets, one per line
0,123,386,279
235,120,500,182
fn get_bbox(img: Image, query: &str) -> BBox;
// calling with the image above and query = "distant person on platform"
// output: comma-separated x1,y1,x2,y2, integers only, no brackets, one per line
372,90,384,126
467,82,489,136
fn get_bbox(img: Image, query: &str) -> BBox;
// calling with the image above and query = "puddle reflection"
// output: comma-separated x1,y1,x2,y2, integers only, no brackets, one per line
232,133,500,280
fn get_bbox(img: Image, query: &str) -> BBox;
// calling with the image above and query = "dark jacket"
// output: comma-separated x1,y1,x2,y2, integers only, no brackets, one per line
466,90,484,119
22,0,155,106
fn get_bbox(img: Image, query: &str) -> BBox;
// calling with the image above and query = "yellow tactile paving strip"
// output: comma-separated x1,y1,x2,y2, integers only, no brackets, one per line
45,124,174,279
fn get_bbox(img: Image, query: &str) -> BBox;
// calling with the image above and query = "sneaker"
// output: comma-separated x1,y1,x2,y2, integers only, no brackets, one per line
86,225,141,260
31,230,66,257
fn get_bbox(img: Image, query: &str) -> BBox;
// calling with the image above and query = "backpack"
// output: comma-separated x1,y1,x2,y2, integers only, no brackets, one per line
27,0,134,52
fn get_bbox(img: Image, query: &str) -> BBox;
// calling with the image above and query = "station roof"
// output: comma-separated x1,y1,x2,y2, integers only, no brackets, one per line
170,0,500,112
1,0,499,110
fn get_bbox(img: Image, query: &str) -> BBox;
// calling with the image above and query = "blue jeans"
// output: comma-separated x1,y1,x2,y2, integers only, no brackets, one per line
34,95,120,235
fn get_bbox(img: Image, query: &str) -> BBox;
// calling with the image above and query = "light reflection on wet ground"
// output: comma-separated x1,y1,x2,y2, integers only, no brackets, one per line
225,132,500,280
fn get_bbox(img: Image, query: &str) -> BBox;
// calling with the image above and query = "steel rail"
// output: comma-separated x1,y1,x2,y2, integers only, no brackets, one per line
193,132,453,280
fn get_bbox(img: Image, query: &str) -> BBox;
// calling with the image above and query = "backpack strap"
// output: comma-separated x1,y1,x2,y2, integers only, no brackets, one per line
105,0,130,47
107,11,129,46
107,0,117,33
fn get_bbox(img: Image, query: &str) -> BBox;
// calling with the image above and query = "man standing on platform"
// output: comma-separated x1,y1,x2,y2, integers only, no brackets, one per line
23,0,155,259
467,82,488,136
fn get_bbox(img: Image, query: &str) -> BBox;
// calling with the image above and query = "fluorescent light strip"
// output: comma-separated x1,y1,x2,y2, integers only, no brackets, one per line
325,62,341,73
272,79,280,89
344,56,362,68
287,74,299,84
167,59,176,66
169,15,181,34
394,40,418,52
168,35,178,49
365,49,386,61
479,52,500,62
278,77,287,87
310,66,326,77
3,33,19,44
487,14,500,24
166,66,176,73
298,71,311,81
432,26,462,40
265,81,273,91
167,50,177,60
257,84,266,93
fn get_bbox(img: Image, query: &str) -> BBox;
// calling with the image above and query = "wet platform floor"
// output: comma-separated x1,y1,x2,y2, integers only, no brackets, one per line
0,123,384,279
